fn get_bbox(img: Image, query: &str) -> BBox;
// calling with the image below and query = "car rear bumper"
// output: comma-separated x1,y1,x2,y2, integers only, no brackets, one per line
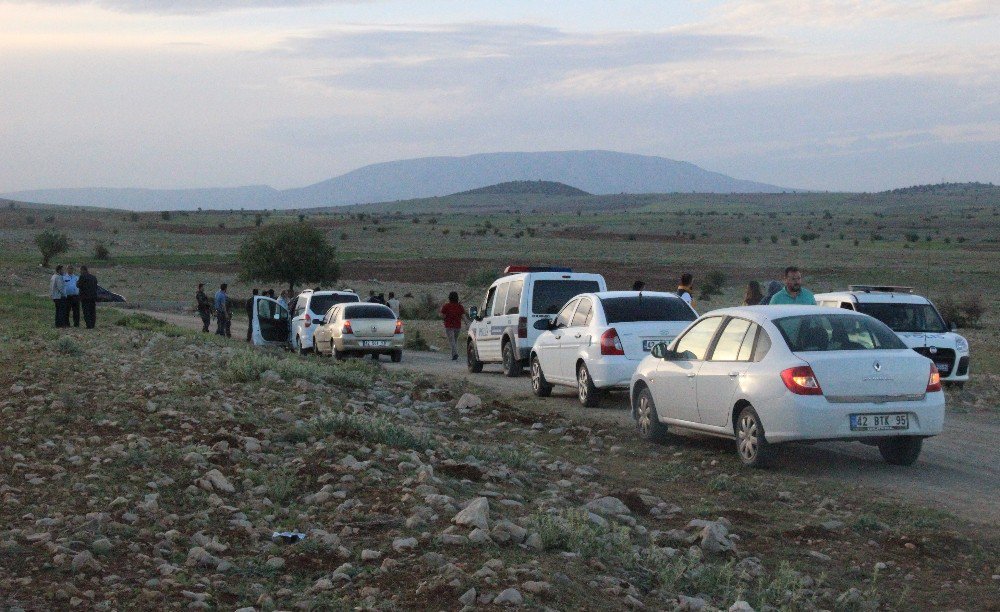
335,337,404,352
587,357,643,389
762,392,945,443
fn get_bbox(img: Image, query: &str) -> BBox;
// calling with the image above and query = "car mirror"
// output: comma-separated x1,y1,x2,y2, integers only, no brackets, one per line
948,320,958,332
533,318,552,331
650,342,669,359
469,306,479,320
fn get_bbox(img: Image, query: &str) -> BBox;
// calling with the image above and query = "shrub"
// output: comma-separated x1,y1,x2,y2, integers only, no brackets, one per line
55,336,82,356
94,241,110,260
160,211,171,221
937,294,987,328
34,230,70,267
309,412,434,451
223,350,377,388
400,294,440,320
405,329,430,350
466,267,497,288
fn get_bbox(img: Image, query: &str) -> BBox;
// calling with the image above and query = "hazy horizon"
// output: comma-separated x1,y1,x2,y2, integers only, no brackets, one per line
2,1,997,193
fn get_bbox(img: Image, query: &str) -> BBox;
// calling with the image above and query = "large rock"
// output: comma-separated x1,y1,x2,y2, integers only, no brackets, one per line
453,497,490,530
198,469,235,494
456,393,482,410
586,496,631,517
699,522,734,554
493,588,523,605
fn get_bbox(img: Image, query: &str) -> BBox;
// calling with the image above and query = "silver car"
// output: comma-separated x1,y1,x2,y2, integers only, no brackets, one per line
313,303,404,362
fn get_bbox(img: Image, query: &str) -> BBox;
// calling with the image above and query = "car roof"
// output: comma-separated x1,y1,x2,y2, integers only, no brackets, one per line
586,291,685,300
814,291,930,305
303,290,358,297
495,271,604,283
700,305,860,323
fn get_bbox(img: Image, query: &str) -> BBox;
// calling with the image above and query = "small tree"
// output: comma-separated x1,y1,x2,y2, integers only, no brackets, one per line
94,241,111,260
35,230,70,267
237,223,339,293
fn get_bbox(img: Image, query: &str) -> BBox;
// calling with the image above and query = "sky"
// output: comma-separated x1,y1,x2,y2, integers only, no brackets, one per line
1,0,997,193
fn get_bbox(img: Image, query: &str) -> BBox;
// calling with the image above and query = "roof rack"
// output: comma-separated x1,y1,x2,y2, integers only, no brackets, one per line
504,266,573,274
848,285,914,294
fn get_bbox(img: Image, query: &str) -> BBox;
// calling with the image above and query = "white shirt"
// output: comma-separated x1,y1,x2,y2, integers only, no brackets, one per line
388,298,401,316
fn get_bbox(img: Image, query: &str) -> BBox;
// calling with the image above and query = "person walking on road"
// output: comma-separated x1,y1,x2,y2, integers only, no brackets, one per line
196,283,212,332
440,291,467,361
214,283,229,336
676,273,695,307
63,265,81,327
246,288,259,342
768,267,816,305
50,265,68,328
742,281,763,306
77,265,98,329
388,292,401,317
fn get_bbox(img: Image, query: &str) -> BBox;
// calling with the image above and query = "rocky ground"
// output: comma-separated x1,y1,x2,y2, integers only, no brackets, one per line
1,294,997,611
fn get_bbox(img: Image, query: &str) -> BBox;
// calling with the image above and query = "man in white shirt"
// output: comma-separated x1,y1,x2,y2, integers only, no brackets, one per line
387,292,401,317
50,265,67,327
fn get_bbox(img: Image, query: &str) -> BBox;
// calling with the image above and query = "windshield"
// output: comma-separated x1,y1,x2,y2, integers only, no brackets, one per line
310,293,359,314
601,296,697,323
774,314,907,352
531,280,601,315
855,303,946,333
344,304,396,319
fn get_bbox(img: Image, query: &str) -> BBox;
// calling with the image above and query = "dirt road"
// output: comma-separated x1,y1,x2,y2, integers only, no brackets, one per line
134,308,999,527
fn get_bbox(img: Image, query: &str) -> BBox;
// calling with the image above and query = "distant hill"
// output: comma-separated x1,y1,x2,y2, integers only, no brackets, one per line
454,180,591,197
2,150,794,211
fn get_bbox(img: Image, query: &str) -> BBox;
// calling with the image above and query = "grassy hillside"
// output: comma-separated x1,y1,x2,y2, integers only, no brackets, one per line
455,181,591,197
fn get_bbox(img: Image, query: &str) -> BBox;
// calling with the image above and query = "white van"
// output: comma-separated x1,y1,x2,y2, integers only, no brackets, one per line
467,267,607,376
251,289,360,352
815,285,970,387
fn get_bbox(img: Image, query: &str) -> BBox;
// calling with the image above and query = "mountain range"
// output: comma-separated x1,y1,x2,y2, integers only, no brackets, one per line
2,150,793,211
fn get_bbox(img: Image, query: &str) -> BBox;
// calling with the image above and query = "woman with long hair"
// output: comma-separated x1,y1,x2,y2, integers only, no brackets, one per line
743,281,763,306
440,291,467,361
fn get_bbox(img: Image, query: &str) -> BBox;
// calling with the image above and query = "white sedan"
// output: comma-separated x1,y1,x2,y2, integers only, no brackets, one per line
530,291,697,407
630,306,945,467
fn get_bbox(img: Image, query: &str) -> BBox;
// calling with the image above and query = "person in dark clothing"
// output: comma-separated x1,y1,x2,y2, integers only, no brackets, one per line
77,266,99,328
64,265,81,327
632,280,645,291
196,283,212,332
215,284,229,336
246,288,259,342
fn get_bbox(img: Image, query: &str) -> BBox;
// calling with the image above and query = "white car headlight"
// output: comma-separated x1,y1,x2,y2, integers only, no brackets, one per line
954,336,969,353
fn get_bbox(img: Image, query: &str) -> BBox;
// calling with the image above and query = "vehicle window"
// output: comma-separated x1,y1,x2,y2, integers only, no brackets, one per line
554,299,579,329
711,318,752,361
310,293,360,315
674,317,723,360
751,328,771,361
483,286,497,318
504,280,523,315
601,296,698,323
774,314,907,352
492,283,510,317
840,302,855,311
343,304,396,319
258,298,275,319
295,303,306,317
855,303,946,333
531,280,602,315
736,325,757,361
572,298,593,327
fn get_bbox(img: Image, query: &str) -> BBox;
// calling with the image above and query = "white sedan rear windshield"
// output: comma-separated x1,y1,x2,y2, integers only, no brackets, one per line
774,314,906,352
601,297,696,323
311,294,360,314
344,305,396,319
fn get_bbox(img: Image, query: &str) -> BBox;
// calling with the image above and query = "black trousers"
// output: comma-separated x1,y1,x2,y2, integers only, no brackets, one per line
54,299,68,327
246,313,254,342
216,312,228,336
67,295,81,327
200,311,211,332
81,299,96,329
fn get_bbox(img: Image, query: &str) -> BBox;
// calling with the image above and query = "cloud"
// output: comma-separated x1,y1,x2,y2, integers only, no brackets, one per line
708,0,999,30
3,0,368,15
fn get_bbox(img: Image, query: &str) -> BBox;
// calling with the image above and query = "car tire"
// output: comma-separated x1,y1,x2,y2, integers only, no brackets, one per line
296,336,310,355
333,345,345,360
576,363,601,407
530,355,553,397
467,341,484,373
370,353,379,361
391,350,402,363
634,386,669,443
502,341,522,377
878,436,923,466
735,405,772,468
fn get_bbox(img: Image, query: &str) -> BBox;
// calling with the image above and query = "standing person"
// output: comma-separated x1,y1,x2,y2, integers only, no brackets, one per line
742,281,763,306
277,290,289,310
760,280,783,305
367,290,377,303
387,292,401,317
676,273,695,307
50,265,67,328
246,288,259,342
77,265,98,329
440,291,467,361
768,267,817,305
196,283,212,332
63,265,81,327
214,283,229,336
632,280,645,292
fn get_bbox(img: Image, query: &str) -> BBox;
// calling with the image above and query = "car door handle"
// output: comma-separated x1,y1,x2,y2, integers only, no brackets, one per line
574,333,582,338
686,372,696,378
728,372,740,377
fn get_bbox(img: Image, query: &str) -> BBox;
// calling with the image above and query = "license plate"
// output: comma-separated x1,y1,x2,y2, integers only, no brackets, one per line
642,339,664,351
935,361,950,373
360,340,390,347
850,413,909,431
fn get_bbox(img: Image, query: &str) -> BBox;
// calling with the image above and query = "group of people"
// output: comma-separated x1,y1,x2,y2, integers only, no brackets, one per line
195,283,294,338
367,291,401,316
631,267,815,309
49,265,99,328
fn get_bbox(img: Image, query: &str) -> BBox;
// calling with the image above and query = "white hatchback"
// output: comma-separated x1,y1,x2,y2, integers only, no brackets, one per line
530,291,697,407
630,306,945,467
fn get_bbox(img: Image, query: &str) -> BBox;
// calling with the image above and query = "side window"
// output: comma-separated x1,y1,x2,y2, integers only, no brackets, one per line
736,324,759,361
483,286,497,319
492,283,509,317
674,317,723,360
711,318,752,361
554,299,579,329
258,299,274,319
295,302,306,317
572,298,593,327
505,280,523,315
840,302,855,311
751,328,772,361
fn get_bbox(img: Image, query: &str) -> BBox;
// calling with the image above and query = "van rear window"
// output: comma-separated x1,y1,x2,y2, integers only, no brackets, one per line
531,280,601,314
601,296,697,323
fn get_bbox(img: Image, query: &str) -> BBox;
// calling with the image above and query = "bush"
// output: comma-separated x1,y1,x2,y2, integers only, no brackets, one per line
34,230,70,267
405,329,430,350
466,267,497,288
937,294,987,328
160,211,171,221
55,336,82,356
223,350,377,388
400,294,441,320
94,241,110,260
